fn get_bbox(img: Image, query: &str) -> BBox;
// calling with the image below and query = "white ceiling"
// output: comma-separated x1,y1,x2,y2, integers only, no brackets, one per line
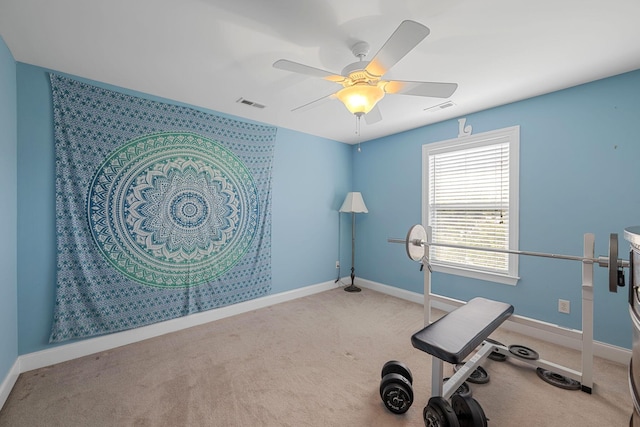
1,0,639,144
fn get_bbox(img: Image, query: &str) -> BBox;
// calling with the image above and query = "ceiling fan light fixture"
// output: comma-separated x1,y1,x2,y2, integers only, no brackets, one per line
274,21,457,123
336,84,385,116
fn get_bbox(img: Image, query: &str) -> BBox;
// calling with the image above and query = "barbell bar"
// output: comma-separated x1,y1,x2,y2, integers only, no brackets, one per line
388,224,630,292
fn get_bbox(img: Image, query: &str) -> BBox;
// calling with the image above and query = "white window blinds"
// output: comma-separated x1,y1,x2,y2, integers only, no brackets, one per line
423,126,519,284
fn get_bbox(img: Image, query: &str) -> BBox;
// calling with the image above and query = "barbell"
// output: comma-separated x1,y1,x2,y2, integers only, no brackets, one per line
388,224,630,293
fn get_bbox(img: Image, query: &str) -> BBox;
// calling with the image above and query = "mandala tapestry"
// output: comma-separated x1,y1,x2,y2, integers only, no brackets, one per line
49,74,276,342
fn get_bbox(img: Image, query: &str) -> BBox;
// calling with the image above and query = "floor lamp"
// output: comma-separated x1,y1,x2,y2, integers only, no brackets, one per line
339,192,368,292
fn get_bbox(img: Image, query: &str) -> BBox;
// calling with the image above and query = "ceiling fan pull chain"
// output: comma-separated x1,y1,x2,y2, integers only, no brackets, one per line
356,115,363,152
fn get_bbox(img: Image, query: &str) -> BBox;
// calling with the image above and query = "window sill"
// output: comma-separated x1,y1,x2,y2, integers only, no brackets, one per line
431,263,519,286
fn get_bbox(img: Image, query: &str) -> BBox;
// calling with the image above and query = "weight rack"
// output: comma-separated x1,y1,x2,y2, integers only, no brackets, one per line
389,224,631,394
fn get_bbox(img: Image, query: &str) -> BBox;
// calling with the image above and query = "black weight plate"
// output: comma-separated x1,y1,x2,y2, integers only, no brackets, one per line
451,394,488,427
443,377,472,398
508,344,539,360
488,352,507,362
381,382,413,414
381,360,413,384
536,367,581,390
467,366,489,385
483,338,508,362
454,364,490,385
488,351,507,362
423,397,460,427
380,373,413,404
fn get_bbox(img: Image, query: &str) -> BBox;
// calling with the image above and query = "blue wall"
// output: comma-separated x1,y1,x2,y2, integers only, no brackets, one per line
15,63,351,355
0,36,18,384
355,69,640,348
272,127,352,292
9,59,640,358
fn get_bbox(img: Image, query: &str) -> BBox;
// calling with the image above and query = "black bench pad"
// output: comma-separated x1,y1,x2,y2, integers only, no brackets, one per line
411,297,513,364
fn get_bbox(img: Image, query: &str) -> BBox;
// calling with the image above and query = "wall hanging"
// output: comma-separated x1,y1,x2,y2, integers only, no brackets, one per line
49,74,276,342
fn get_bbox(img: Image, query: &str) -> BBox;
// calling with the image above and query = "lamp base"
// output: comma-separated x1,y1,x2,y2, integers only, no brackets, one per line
345,268,361,292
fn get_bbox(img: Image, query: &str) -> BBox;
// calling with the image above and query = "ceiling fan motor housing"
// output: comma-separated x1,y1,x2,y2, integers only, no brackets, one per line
341,61,372,78
351,41,370,59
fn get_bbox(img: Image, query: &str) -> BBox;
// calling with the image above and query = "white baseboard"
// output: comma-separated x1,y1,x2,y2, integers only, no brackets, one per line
359,278,424,305
18,280,339,374
0,358,20,410
359,278,632,365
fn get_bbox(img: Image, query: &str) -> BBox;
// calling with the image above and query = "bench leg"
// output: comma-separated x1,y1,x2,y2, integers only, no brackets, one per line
431,358,444,396
431,342,497,400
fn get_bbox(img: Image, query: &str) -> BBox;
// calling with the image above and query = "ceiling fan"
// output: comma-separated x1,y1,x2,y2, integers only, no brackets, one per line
273,20,458,124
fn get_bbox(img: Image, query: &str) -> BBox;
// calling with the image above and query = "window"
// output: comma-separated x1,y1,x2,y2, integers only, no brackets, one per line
422,126,520,285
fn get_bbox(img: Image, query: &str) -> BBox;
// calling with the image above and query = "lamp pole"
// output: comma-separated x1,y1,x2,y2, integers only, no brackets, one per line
339,192,367,293
345,211,361,292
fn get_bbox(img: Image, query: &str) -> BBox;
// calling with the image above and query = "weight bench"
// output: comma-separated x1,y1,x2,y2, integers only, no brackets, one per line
411,297,514,400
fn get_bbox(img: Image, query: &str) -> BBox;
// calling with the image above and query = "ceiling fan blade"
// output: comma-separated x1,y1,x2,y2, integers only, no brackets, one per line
384,80,458,98
365,20,430,78
364,104,382,124
291,92,337,113
273,59,345,83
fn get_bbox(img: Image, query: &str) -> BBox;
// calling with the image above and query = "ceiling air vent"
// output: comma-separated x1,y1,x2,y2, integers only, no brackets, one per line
424,101,455,113
236,97,266,109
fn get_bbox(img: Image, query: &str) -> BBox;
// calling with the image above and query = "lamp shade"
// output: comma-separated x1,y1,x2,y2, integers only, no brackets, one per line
339,192,368,213
336,84,385,116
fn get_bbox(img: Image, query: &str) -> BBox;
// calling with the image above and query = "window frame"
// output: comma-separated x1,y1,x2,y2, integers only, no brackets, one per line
422,125,520,285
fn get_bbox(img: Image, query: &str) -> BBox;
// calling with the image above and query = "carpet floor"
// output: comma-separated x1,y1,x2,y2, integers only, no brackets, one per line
0,287,632,426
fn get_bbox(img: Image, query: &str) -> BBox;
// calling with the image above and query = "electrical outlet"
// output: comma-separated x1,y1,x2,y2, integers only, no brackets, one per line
558,299,570,314
335,261,340,269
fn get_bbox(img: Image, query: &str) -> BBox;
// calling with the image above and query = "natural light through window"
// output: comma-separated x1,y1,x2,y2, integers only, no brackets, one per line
423,126,520,285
